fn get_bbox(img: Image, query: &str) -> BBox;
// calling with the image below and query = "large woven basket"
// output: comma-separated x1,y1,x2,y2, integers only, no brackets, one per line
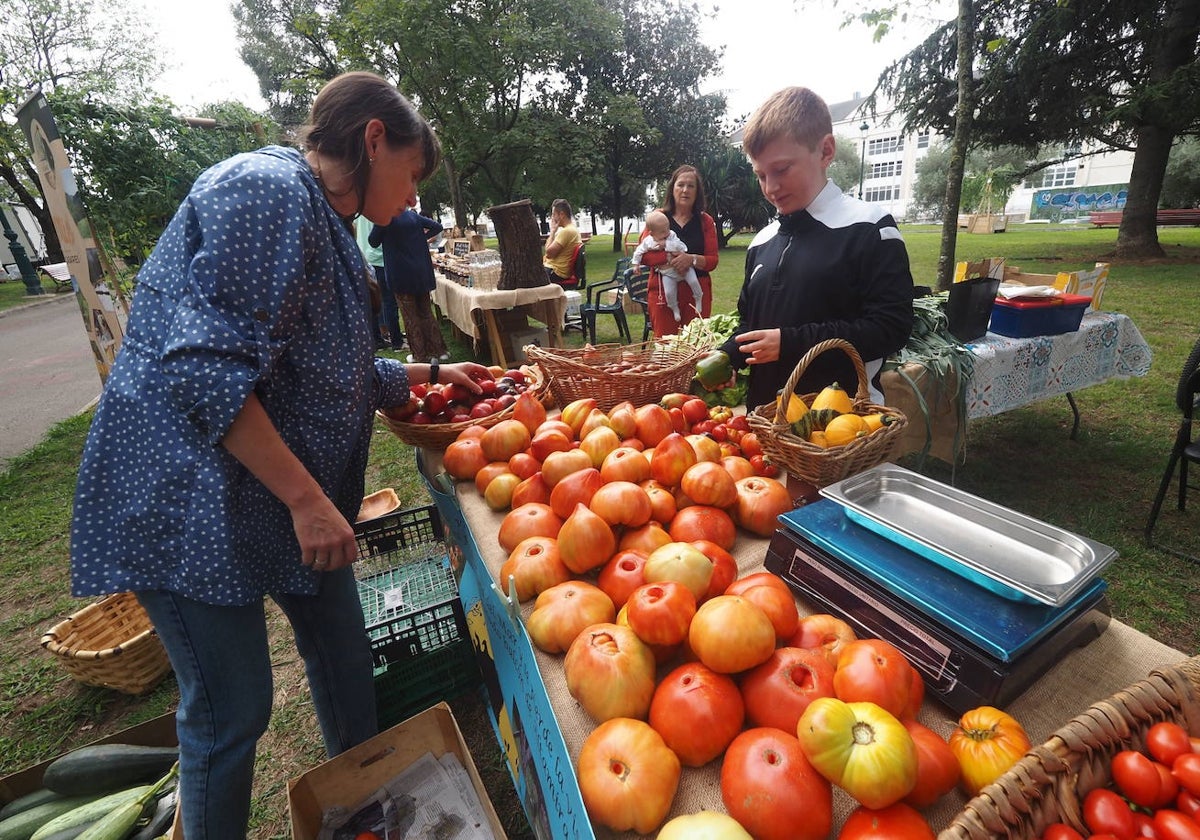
525,340,706,412
941,655,1200,839
377,365,551,450
747,338,908,487
40,592,172,695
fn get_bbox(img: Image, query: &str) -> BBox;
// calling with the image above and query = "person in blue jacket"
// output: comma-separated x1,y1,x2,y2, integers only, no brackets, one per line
69,71,489,839
370,207,448,363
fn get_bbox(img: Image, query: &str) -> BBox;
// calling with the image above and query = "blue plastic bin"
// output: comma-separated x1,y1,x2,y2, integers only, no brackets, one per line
989,294,1092,338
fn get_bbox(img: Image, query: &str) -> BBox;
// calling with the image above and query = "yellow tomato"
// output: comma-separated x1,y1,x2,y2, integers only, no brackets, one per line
948,705,1032,795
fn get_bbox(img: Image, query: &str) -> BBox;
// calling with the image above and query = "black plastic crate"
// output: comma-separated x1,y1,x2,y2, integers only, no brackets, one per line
366,596,468,668
373,639,481,729
354,503,443,558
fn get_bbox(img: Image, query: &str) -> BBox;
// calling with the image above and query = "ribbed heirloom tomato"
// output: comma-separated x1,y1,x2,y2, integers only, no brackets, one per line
577,717,680,835
948,705,1032,795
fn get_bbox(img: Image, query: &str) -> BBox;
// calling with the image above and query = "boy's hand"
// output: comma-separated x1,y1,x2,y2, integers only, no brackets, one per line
735,329,781,364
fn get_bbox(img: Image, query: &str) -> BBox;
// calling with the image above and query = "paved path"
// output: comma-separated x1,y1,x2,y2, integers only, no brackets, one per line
0,294,103,467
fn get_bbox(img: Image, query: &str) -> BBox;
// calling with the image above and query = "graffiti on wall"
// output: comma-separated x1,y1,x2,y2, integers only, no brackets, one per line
1029,184,1128,221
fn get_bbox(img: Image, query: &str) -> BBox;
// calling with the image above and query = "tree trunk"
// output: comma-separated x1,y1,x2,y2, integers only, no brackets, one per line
1,160,62,262
488,199,548,289
1115,124,1171,259
443,158,467,232
936,0,978,292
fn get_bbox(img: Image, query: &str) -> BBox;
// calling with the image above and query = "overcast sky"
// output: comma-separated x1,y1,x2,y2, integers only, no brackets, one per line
142,0,952,120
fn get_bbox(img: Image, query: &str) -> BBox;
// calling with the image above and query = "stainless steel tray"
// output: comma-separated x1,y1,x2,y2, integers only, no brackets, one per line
818,464,1116,607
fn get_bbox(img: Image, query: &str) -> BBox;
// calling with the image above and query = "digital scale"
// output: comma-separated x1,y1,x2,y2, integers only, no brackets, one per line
765,499,1111,714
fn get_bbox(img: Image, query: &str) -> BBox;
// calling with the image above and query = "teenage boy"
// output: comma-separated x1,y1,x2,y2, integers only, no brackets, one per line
718,87,914,412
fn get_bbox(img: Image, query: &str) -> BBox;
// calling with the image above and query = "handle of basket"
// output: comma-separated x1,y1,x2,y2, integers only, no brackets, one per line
771,338,871,425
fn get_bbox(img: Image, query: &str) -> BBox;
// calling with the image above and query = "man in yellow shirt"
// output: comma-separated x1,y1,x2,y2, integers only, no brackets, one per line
543,198,582,284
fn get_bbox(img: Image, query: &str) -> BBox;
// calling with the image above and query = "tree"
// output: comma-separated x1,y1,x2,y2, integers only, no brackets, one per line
908,141,1036,221
881,0,1200,263
827,134,869,196
0,0,160,261
1162,138,1200,208
581,0,728,252
698,144,772,248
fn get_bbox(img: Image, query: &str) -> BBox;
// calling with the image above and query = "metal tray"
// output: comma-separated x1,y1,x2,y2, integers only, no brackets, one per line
819,464,1116,607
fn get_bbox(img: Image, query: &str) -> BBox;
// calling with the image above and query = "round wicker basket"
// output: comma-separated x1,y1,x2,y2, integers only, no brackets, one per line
525,340,706,412
377,365,551,450
941,655,1200,839
40,592,172,696
747,338,907,488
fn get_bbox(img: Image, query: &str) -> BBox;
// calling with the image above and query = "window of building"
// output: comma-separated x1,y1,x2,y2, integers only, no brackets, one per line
864,186,898,203
917,131,930,149
1032,164,1077,189
867,136,904,155
869,160,903,179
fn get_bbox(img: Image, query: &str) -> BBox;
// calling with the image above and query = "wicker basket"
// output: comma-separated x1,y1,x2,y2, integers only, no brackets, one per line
40,592,172,695
378,365,552,450
941,655,1200,839
525,340,706,412
747,338,908,487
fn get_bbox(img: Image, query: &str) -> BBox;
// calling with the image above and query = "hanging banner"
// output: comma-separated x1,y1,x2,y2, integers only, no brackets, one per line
16,91,125,383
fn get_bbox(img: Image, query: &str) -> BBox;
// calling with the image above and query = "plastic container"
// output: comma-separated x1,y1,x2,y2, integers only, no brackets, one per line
989,294,1092,338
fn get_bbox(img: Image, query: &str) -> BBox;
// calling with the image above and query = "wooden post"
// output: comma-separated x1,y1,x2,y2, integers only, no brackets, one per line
487,199,548,289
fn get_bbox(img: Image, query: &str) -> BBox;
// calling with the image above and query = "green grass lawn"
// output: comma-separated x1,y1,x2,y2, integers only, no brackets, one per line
2,223,1198,838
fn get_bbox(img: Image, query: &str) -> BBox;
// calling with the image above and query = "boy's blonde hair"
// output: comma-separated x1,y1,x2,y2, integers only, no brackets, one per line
742,86,833,159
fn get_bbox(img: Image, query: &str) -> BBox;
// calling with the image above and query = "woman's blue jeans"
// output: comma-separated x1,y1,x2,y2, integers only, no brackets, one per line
136,567,377,839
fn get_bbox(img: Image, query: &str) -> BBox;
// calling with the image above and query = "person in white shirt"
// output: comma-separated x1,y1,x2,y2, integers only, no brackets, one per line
631,210,704,323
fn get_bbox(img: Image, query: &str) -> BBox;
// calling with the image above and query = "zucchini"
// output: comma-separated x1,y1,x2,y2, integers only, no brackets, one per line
0,796,99,840
30,823,97,840
128,790,175,840
76,765,176,840
28,788,151,840
42,746,178,797
1,790,66,822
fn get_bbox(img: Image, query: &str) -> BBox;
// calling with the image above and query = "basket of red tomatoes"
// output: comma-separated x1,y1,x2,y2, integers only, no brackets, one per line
942,655,1200,839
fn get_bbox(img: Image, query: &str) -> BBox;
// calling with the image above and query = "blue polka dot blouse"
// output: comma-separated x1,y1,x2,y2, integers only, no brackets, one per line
70,146,409,606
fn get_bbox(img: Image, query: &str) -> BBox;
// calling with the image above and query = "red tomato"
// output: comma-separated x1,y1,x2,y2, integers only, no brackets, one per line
688,595,776,674
690,539,738,601
721,728,832,840
597,549,648,610
1113,749,1178,809
1083,787,1137,840
1133,811,1160,838
838,802,935,839
732,476,792,534
1176,753,1200,798
1179,790,1200,820
1041,824,1085,840
789,613,858,669
1154,810,1200,840
834,638,917,719
648,661,745,767
1149,723,1195,767
903,720,961,808
355,833,382,840
740,647,836,732
577,717,681,834
563,622,656,722
625,580,697,647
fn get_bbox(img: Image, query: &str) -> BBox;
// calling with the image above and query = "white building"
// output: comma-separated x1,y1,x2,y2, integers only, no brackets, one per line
827,96,1135,224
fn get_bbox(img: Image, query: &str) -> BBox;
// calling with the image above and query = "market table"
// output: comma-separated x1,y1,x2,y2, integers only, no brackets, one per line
432,273,567,368
883,311,1152,462
417,451,1185,840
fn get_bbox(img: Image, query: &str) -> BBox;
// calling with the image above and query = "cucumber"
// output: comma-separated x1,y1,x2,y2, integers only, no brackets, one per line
0,796,99,840
76,765,176,840
28,788,151,840
129,790,175,840
30,823,97,840
42,746,178,797
1,790,65,822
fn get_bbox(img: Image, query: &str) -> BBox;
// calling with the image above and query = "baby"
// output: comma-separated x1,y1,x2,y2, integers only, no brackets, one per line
631,210,703,323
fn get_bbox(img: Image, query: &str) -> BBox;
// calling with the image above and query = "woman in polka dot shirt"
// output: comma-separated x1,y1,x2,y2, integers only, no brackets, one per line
69,72,490,839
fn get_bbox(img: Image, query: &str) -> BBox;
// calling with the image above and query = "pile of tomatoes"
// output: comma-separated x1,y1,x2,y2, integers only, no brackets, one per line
384,365,535,425
1039,720,1200,840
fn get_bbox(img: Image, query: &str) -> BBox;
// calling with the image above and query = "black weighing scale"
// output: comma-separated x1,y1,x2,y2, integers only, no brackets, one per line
765,500,1111,714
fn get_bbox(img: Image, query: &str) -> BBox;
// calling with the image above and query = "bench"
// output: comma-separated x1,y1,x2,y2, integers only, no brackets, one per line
37,261,72,292
1089,209,1200,227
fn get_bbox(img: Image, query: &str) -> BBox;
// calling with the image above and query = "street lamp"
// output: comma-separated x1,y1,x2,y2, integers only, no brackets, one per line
0,204,43,296
858,121,870,200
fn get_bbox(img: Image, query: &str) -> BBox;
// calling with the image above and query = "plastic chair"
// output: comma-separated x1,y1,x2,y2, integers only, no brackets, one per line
1144,334,1200,561
580,258,632,344
625,266,652,343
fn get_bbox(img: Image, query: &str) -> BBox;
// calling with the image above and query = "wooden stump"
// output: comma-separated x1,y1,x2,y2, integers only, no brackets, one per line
488,199,549,289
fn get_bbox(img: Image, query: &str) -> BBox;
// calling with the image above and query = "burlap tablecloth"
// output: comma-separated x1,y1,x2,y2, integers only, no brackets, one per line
449,475,1183,838
432,273,566,341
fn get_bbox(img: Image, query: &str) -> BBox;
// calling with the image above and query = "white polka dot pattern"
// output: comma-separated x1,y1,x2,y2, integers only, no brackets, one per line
70,147,410,606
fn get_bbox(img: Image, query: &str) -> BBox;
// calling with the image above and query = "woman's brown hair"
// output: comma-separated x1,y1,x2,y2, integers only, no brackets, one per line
299,71,441,216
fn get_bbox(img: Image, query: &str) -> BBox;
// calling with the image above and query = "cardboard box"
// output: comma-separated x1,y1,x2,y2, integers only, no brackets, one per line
956,258,1109,312
287,702,506,840
1,712,180,837
507,326,548,364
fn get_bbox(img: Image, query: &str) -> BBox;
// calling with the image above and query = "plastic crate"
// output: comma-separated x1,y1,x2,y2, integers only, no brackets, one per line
989,294,1092,338
373,639,481,729
354,503,443,558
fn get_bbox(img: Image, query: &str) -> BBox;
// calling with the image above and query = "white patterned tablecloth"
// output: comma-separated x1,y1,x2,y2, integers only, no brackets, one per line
964,311,1152,419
